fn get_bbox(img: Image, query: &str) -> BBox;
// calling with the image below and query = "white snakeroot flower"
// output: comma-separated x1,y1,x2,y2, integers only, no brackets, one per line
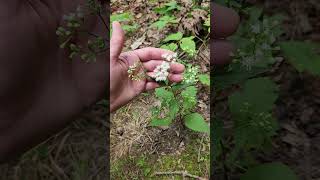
183,65,199,84
161,53,177,62
154,61,170,82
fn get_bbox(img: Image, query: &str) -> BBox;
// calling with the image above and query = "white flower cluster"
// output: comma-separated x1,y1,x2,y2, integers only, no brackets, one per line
161,53,178,62
151,53,177,82
127,61,145,81
183,65,199,84
153,61,170,81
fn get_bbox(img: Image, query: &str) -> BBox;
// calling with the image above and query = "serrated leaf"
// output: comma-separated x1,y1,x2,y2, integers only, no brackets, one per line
181,86,197,113
198,74,210,86
169,99,179,119
280,41,320,75
181,86,197,98
150,117,172,126
229,77,278,115
184,113,210,133
163,32,183,42
155,87,174,102
160,43,178,51
241,163,299,180
180,37,196,56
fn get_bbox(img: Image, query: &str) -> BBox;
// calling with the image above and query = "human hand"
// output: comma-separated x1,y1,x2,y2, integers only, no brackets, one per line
212,3,240,65
0,0,108,162
110,22,185,112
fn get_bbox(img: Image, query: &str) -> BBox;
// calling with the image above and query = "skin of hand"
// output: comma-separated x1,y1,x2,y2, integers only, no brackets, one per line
211,3,240,65
0,0,108,162
110,22,185,112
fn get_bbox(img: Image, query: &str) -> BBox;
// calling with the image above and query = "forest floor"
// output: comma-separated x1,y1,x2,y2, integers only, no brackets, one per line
110,0,210,179
213,0,320,179
0,102,108,180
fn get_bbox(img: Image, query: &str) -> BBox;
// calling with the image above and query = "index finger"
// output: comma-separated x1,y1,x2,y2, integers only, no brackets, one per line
131,47,174,62
212,3,240,38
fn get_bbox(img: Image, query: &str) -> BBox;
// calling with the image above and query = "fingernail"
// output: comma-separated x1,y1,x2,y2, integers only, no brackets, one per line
112,21,119,29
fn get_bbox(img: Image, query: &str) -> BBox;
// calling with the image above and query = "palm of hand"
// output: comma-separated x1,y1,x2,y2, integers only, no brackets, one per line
110,22,185,112
0,1,108,112
110,52,146,109
0,0,108,160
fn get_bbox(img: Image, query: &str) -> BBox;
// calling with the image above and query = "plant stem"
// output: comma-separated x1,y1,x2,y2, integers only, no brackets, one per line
98,11,109,31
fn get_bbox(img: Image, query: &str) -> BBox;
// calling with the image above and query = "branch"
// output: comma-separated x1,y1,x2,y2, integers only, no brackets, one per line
153,171,208,180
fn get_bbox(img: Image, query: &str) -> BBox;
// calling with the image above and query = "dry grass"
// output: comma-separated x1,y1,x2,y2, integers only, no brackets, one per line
110,95,155,162
0,104,108,180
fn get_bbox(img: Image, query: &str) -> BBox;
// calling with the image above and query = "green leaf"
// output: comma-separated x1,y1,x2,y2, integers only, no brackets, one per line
169,99,179,119
154,7,167,14
198,74,210,86
111,12,132,22
155,87,174,101
160,43,178,51
181,86,197,114
151,16,178,30
248,7,263,23
181,86,197,98
213,63,265,90
184,113,210,133
204,17,210,27
151,20,168,29
180,36,196,56
164,1,181,11
150,117,172,126
280,41,320,75
241,163,299,180
122,24,139,32
229,77,278,115
163,32,183,42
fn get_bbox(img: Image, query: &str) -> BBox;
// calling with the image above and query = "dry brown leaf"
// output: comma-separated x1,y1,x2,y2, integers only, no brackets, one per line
130,33,146,50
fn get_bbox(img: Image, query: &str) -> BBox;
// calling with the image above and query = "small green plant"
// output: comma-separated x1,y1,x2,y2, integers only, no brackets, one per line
146,1,210,133
213,0,319,179
148,56,210,133
150,1,182,30
56,0,107,62
151,15,179,30
110,12,139,33
213,2,285,175
160,32,197,56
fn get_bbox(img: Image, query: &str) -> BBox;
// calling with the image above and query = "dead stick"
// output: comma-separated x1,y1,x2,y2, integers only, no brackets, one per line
153,171,208,180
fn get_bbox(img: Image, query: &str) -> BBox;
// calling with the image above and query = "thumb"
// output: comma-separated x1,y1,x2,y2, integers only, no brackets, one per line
110,21,125,62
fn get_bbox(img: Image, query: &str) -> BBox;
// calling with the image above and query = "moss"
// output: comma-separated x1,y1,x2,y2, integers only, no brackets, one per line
111,138,209,179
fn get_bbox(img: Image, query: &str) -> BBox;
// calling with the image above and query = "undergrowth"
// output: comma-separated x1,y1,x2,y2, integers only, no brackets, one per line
213,0,320,179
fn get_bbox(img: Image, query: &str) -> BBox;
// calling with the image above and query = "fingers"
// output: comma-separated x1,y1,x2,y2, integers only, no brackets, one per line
110,21,125,62
212,3,240,38
145,82,160,91
168,74,183,82
143,60,185,73
131,47,174,62
212,39,235,65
